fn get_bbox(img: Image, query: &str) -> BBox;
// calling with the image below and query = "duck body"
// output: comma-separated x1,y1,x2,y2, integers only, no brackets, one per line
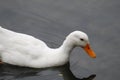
0,26,96,68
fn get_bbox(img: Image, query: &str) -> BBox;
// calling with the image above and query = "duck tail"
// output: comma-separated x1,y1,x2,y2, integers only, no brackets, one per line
0,26,4,32
0,26,9,34
0,26,2,28
0,26,4,29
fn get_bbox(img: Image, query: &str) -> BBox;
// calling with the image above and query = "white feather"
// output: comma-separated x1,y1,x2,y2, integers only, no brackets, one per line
0,26,91,68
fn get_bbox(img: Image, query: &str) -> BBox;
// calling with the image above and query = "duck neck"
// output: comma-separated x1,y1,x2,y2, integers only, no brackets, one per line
59,38,75,54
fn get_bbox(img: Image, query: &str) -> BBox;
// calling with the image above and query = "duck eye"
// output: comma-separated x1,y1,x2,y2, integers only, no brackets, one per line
80,38,84,41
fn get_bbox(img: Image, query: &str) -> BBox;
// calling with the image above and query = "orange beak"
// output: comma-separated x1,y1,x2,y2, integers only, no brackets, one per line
83,44,96,58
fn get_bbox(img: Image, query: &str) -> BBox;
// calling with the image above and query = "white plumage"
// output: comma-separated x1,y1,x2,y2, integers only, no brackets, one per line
0,26,96,68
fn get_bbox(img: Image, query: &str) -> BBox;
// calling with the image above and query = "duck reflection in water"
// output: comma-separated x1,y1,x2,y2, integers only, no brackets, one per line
55,62,96,80
0,63,96,80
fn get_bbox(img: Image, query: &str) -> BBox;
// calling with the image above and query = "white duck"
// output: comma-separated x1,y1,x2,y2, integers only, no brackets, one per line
0,26,96,68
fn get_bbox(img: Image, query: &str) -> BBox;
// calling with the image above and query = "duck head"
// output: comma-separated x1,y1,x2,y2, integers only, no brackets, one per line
65,31,96,58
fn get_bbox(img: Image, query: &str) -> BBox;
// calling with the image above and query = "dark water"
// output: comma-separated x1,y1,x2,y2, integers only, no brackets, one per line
0,63,96,80
0,0,120,80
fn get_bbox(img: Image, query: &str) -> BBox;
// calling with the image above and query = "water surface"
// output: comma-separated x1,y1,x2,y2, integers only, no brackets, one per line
0,0,120,80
